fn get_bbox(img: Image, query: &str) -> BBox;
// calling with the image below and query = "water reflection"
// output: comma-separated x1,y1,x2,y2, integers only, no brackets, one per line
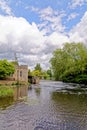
13,86,28,100
0,97,14,110
0,81,87,130
34,87,41,96
51,92,87,129
0,86,28,109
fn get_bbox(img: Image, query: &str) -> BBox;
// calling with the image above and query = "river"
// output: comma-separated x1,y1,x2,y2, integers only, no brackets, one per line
0,80,87,130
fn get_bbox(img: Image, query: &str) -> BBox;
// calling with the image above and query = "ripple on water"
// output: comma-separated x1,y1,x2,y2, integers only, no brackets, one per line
0,81,87,130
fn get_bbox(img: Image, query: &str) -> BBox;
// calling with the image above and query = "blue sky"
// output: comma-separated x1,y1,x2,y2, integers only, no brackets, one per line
4,0,87,31
0,0,87,69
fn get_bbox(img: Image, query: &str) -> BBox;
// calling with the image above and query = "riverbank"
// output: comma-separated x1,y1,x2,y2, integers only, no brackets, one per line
0,84,28,99
0,86,14,98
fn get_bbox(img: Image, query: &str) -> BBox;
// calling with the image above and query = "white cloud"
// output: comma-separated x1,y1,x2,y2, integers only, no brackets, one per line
0,11,87,70
15,0,23,7
45,32,69,49
69,11,87,44
0,0,13,15
0,15,46,68
25,6,39,12
27,6,66,35
67,13,79,21
0,15,70,70
0,15,44,50
69,0,87,8
39,7,66,34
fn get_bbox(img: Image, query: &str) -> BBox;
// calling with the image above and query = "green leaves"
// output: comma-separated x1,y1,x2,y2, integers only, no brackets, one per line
28,63,52,80
50,42,87,84
0,59,15,79
34,63,42,72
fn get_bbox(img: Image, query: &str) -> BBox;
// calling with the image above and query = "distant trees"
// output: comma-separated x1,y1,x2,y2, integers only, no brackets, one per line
28,63,52,80
32,70,41,77
34,63,42,72
31,63,42,78
50,42,87,84
46,69,52,79
0,59,15,79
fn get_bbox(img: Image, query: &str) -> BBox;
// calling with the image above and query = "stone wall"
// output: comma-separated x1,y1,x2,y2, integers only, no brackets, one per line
12,65,28,83
0,80,17,85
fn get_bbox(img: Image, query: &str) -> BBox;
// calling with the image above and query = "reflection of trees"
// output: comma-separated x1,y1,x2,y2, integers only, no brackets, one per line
51,92,87,129
34,87,41,96
51,92,87,112
0,97,14,109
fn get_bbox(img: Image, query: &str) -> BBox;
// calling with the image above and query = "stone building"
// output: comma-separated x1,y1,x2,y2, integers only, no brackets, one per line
0,64,28,85
12,65,28,84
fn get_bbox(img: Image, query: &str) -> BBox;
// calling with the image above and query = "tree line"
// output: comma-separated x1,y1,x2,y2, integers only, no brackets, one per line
0,60,52,80
1,42,87,84
50,42,87,84
28,63,52,80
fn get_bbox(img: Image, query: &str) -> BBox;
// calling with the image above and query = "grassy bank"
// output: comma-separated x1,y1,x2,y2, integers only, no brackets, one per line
0,86,14,98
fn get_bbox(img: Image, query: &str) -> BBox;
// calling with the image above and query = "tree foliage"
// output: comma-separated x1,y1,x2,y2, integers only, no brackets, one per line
29,63,52,80
0,59,15,79
34,63,42,72
47,69,52,79
50,42,87,84
31,70,41,77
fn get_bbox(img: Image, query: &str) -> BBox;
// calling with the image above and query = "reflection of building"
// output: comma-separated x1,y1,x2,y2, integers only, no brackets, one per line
12,65,28,84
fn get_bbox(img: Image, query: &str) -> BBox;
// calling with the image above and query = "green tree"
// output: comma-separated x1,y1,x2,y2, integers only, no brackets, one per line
50,48,66,80
47,69,52,79
0,59,15,79
34,63,42,72
41,71,49,79
50,42,87,83
28,69,32,76
31,70,41,77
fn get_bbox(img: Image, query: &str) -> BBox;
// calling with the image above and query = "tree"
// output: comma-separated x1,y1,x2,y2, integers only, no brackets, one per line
31,70,41,77
47,69,52,79
50,42,87,83
34,63,42,72
0,59,15,79
50,48,66,80
41,71,49,79
28,69,32,76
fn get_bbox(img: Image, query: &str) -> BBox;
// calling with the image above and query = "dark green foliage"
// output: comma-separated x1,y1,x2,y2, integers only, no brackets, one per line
47,69,52,79
75,75,87,84
50,42,87,84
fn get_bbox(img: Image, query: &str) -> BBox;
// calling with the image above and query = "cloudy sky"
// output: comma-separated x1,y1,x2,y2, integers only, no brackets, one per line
0,0,87,70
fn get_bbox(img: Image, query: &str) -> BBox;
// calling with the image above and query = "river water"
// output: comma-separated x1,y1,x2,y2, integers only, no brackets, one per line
0,80,87,130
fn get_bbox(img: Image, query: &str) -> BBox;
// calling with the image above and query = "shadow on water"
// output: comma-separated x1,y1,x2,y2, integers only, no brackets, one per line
0,86,28,109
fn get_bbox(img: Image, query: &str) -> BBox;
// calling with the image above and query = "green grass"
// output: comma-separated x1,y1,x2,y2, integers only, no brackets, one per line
0,86,14,98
